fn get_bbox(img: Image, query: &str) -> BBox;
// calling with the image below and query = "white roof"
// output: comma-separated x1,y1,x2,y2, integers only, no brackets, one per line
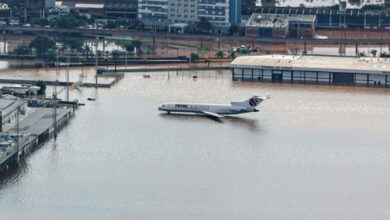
75,3,104,9
231,55,390,75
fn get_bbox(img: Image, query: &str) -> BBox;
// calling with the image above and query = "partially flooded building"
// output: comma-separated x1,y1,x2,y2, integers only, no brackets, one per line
231,55,390,88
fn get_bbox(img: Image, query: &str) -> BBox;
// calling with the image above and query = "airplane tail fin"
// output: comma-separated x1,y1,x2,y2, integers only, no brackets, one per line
231,96,269,109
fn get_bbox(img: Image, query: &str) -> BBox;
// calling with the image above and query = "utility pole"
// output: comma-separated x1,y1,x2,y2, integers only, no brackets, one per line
125,50,128,70
53,81,58,139
95,36,99,88
66,48,70,102
2,26,5,54
16,106,20,161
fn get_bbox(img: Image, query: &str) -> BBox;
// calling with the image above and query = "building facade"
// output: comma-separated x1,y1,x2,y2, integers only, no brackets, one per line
245,13,315,38
138,0,241,32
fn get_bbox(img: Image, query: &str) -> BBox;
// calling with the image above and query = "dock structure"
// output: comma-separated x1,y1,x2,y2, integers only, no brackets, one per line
0,107,72,173
231,55,390,88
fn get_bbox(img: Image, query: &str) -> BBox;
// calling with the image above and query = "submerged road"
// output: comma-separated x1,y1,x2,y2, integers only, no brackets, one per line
4,25,390,46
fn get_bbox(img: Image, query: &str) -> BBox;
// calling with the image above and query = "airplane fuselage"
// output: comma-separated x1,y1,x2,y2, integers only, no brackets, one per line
158,96,267,118
158,103,256,115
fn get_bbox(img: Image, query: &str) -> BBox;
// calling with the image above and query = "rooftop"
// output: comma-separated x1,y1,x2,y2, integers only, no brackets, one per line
231,55,390,74
246,13,315,28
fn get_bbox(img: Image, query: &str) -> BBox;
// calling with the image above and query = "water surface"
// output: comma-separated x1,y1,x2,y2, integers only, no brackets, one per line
0,71,389,220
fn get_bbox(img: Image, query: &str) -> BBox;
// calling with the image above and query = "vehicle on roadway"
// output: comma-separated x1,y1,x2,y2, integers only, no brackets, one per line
158,96,269,118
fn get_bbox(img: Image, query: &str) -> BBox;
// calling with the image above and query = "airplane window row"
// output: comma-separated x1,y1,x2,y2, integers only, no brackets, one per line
175,104,188,108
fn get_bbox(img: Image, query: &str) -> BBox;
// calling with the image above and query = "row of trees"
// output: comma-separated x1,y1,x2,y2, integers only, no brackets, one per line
13,35,85,56
190,50,225,66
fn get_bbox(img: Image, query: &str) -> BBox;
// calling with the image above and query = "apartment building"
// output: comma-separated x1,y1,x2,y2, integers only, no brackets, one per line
138,0,241,32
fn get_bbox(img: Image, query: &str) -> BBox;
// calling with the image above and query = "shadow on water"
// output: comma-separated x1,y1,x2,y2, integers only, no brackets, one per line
159,113,261,132
0,158,28,190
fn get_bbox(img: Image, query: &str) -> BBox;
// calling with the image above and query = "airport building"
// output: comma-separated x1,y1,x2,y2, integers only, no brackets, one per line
231,55,390,88
245,13,316,38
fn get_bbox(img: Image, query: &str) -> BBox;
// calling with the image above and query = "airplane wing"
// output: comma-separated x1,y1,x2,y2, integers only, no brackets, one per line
201,111,224,118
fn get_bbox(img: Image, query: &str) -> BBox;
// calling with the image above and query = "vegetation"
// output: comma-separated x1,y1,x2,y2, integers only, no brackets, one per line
205,57,211,67
385,0,390,8
216,50,224,66
105,19,129,29
13,45,31,55
82,45,93,58
190,52,199,62
380,52,390,57
116,40,143,54
50,15,88,28
34,81,46,95
29,35,56,55
196,18,212,33
370,49,377,57
111,50,124,72
61,37,84,51
31,18,49,26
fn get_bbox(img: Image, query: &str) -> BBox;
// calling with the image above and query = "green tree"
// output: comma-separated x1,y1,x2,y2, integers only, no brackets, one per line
386,0,390,8
34,81,46,95
190,52,199,63
13,45,31,55
29,35,56,55
216,50,224,66
51,15,87,29
229,25,239,36
205,57,211,67
82,45,93,58
370,49,378,57
196,17,212,33
62,37,84,51
116,40,142,54
111,50,123,72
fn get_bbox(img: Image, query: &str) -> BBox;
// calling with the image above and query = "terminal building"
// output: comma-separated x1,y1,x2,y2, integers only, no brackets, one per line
231,55,390,88
245,13,316,38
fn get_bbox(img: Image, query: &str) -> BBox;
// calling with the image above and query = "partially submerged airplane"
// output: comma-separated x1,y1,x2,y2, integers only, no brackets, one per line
158,96,269,118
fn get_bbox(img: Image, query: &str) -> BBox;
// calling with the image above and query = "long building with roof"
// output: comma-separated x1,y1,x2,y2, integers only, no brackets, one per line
245,6,390,29
231,55,390,87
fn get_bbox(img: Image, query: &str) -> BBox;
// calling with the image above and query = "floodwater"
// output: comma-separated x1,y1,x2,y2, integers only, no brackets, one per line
0,70,390,220
263,0,384,8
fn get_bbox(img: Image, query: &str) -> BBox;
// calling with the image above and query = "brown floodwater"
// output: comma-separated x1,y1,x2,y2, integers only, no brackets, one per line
0,69,389,220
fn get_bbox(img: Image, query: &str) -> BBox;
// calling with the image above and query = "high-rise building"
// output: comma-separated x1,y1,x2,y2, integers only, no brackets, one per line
138,0,241,32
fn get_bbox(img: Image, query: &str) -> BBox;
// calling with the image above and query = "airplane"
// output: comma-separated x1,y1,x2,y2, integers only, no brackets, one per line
158,96,269,118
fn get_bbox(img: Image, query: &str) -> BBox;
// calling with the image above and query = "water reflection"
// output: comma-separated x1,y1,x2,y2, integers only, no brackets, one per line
0,158,28,190
159,113,260,131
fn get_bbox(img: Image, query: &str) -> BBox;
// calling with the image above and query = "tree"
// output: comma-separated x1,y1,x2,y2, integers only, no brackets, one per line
116,40,143,54
370,49,378,57
29,35,56,55
34,81,46,95
190,52,199,64
385,0,390,8
216,50,224,66
205,57,211,67
111,50,123,72
50,15,87,29
82,45,93,58
13,45,31,55
62,37,84,51
196,17,212,33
